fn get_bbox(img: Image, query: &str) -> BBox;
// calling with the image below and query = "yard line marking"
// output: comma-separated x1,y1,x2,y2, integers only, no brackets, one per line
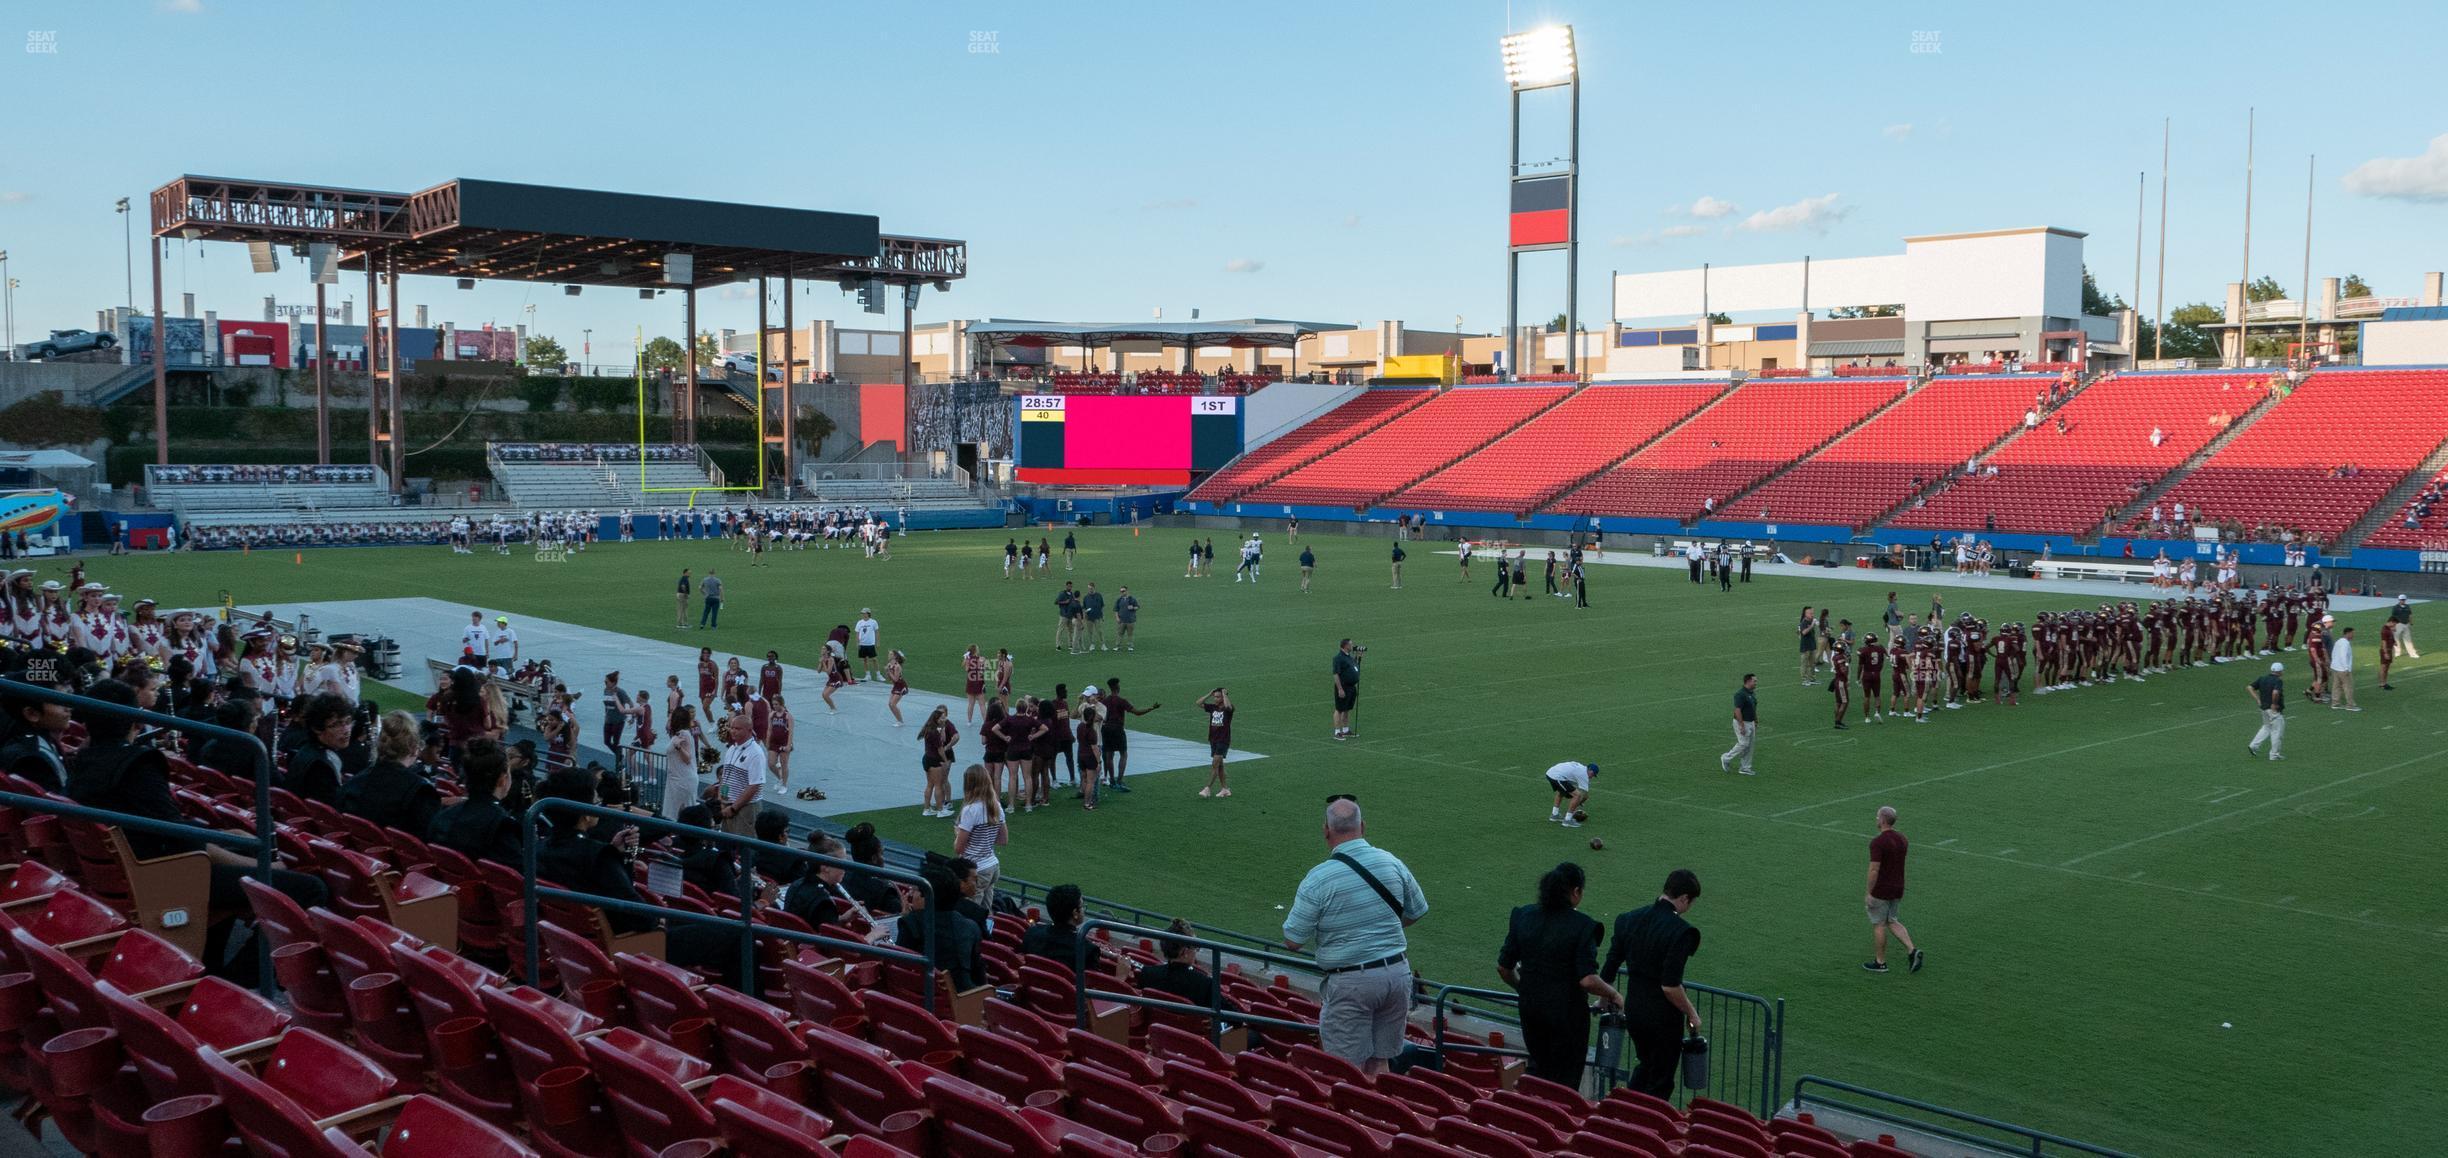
1933,837,1957,847
2275,896,2296,905
2128,871,2147,879
2357,909,2377,919
2061,747,2448,866
1998,848,2018,856
1768,713,2238,818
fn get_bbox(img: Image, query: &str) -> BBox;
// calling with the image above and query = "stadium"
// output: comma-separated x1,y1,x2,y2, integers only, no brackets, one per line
1,6,2444,1158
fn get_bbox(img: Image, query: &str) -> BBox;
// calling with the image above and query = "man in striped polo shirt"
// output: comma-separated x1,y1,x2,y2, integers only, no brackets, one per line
1283,798,1428,1074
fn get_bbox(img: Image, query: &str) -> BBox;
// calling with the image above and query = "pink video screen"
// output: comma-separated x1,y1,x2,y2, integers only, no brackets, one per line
1061,395,1193,469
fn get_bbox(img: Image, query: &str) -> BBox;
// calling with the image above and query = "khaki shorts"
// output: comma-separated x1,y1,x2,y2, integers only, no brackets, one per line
1865,897,1902,925
1318,963,1412,1065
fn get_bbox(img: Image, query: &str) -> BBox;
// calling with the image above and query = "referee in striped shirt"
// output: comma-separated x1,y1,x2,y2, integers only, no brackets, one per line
1283,797,1428,1073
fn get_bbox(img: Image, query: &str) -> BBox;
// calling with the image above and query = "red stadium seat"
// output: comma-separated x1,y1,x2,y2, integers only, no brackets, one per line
1181,1104,1333,1157
475,985,620,1158
706,1074,835,1158
372,1094,538,1158
580,1029,721,1158
1393,384,1722,513
1433,1114,1540,1158
241,876,352,1036
95,975,289,1103
1188,391,1435,504
1271,1095,1395,1156
1242,386,1574,509
197,1028,409,1156
800,1022,932,1147
1554,378,1908,520
958,1020,1065,1101
611,950,710,1047
388,939,521,1125
1061,1059,1188,1147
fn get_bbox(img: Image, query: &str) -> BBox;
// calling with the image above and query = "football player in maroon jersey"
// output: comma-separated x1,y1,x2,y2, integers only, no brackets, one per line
1857,635,1887,723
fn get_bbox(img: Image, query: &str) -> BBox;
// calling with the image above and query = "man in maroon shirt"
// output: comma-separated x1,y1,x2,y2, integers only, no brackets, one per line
1864,805,1922,973
1197,688,1234,799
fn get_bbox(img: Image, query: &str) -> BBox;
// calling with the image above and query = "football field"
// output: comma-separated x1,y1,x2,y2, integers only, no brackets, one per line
79,525,2446,1157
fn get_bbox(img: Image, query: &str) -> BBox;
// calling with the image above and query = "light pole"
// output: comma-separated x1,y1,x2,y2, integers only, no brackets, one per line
115,198,132,309
583,327,592,371
1501,25,1578,378
0,249,12,357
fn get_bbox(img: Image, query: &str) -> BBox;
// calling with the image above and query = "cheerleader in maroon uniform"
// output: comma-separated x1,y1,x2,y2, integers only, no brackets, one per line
821,646,853,713
884,650,908,726
962,646,987,722
696,647,719,720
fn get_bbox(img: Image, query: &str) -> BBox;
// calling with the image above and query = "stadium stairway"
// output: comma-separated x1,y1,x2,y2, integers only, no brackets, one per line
2094,382,2285,539
1859,371,2108,532
2339,436,2448,550
1505,381,1738,514
1698,377,1925,522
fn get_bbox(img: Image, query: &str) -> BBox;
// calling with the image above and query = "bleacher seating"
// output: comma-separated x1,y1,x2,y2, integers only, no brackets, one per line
1390,383,1721,513
1889,371,2274,536
1239,385,1572,508
0,686,1922,1158
146,463,392,514
2119,368,2448,541
1185,389,1433,503
1723,376,2033,528
797,474,994,512
1553,378,1907,520
490,444,720,509
2361,469,2448,549
1045,373,1122,394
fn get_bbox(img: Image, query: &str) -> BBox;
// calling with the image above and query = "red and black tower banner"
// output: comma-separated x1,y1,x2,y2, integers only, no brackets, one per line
1509,175,1570,248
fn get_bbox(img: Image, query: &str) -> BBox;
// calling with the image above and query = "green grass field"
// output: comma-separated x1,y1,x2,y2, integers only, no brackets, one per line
75,526,2446,1157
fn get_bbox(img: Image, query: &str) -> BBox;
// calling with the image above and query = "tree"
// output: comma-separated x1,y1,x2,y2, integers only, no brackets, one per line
2081,265,2127,315
1706,312,1732,326
516,377,565,412
1827,304,1900,319
695,333,721,368
2341,273,2374,301
2139,302,2223,361
641,337,685,374
1547,313,1567,331
2246,276,2287,303
524,336,568,369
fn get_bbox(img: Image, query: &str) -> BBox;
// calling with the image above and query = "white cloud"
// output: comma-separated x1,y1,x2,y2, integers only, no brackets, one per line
1661,223,1708,239
1341,214,1362,228
2343,134,2448,202
0,192,29,205
160,0,204,12
1223,258,1265,274
1882,123,1914,140
1669,195,1738,219
1141,197,1198,211
1741,193,1851,233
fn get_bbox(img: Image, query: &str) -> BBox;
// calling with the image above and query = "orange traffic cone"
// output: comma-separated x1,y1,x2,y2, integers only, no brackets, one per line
293,552,302,566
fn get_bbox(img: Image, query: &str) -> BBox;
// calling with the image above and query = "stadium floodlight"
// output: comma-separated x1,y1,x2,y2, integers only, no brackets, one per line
1501,25,1575,90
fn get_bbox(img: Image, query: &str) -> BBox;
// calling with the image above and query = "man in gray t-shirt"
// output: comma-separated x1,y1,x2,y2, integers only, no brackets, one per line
699,570,726,629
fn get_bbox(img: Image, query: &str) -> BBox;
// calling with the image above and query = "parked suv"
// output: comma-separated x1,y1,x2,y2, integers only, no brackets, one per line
25,329,117,359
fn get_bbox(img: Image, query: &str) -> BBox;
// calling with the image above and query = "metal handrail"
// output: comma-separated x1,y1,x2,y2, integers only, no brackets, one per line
517,797,939,1009
1073,918,1326,1047
0,675,277,990
1791,1075,2135,1158
1426,983,1534,1062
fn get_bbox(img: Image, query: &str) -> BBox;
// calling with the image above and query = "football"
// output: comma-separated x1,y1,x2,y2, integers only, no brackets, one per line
1588,837,1605,851
1571,810,1588,823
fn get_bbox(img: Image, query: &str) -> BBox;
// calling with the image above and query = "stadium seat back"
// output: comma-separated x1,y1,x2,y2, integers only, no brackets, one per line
862,987,960,1062
956,1020,1064,1102
381,1093,538,1158
1060,1059,1184,1145
1271,1095,1394,1157
580,1030,719,1155
921,1071,1063,1158
700,982,808,1081
801,1021,928,1136
707,1073,835,1158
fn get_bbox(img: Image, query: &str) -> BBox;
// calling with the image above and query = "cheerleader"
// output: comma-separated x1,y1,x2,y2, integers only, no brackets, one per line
961,646,987,722
884,650,908,726
37,581,73,649
994,648,1013,701
722,656,749,713
981,692,1012,806
820,642,853,714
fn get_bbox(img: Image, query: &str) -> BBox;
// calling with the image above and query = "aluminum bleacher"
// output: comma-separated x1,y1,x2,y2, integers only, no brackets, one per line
1552,378,1908,521
489,443,720,509
145,463,392,514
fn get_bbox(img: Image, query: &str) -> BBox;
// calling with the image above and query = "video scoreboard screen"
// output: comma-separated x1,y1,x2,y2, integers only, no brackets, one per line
1014,394,1244,485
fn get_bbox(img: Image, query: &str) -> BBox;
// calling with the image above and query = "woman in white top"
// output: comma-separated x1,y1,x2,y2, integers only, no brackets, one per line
663,703,704,820
953,764,1007,898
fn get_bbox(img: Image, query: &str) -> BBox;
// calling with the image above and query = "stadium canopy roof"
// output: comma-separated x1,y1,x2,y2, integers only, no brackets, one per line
965,318,1355,349
149,176,965,289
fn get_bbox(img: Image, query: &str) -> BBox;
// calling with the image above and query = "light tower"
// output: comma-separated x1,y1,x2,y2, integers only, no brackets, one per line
1501,25,1578,378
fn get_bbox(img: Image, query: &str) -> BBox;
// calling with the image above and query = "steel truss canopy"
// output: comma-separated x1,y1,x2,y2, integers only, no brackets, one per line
148,175,966,289
965,318,1354,349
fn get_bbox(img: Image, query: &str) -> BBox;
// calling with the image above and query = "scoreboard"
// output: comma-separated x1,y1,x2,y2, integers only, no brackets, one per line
1014,394,1244,485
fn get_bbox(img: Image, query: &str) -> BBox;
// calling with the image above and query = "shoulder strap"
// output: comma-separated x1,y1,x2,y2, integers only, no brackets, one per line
1331,851,1406,917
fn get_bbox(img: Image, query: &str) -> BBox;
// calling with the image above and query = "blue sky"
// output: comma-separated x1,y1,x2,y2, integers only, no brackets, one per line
4,0,2445,355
